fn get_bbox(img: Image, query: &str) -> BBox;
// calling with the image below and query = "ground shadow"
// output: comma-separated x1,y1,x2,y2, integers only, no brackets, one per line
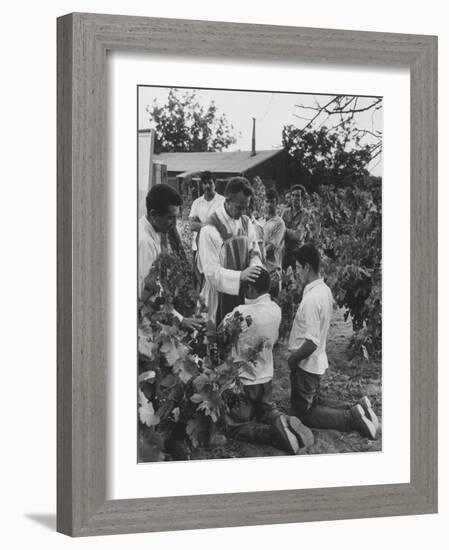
25,514,56,531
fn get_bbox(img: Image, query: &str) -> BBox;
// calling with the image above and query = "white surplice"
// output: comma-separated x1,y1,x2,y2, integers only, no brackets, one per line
198,204,262,322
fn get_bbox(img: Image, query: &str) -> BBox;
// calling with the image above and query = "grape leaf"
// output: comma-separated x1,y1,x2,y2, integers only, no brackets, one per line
138,390,160,427
160,339,180,366
193,373,209,392
138,332,155,360
160,373,177,388
138,370,156,384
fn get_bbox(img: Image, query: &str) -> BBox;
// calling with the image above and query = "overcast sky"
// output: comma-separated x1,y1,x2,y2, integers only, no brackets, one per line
138,86,382,176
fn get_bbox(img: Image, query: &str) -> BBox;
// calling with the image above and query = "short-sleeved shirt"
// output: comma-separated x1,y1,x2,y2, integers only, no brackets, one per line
263,215,285,268
224,293,282,386
288,278,334,375
189,193,225,251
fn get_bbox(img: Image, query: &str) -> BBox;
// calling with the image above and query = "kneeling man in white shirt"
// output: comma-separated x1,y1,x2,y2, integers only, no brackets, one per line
222,268,313,454
288,244,379,440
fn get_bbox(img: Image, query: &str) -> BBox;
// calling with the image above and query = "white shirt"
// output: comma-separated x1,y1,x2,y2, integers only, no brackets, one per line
138,216,161,297
189,193,225,251
224,294,281,385
198,204,262,321
263,215,286,268
288,278,334,375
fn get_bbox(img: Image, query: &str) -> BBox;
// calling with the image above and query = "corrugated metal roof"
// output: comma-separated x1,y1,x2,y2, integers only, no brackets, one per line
153,149,283,175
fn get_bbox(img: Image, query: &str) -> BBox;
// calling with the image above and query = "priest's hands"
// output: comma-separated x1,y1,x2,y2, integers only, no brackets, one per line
181,317,205,331
240,265,262,283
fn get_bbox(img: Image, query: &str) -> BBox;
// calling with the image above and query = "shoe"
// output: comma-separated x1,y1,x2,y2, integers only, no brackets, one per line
287,416,314,448
358,396,380,433
272,414,300,455
351,404,377,440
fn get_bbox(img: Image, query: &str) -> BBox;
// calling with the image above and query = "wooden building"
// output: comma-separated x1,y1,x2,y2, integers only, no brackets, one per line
153,148,287,197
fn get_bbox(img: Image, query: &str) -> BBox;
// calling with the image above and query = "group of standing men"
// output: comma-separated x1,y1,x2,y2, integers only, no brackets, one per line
138,172,379,456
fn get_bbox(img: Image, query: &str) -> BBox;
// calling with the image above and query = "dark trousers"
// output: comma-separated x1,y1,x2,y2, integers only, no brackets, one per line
289,365,354,431
230,381,280,424
227,381,282,445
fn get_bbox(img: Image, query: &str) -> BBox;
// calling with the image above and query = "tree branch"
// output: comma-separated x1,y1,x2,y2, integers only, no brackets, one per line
330,98,382,114
298,97,341,133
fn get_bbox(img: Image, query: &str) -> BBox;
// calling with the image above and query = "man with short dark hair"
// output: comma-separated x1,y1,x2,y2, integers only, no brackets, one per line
198,176,263,323
222,268,313,454
189,171,225,250
287,243,379,439
139,184,182,294
138,184,201,330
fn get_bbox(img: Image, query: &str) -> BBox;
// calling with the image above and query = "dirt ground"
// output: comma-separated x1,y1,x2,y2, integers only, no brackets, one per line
191,307,382,460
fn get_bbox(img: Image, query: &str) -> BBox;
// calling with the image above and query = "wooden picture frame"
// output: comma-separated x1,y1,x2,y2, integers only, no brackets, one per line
57,12,438,536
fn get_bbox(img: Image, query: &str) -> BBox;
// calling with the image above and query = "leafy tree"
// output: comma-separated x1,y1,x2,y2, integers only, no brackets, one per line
282,95,382,190
146,89,237,153
282,119,373,190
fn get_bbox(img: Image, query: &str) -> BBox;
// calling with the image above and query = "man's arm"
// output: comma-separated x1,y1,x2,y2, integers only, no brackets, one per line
188,215,203,232
288,300,321,367
198,225,242,295
288,340,317,367
180,315,204,330
188,199,203,231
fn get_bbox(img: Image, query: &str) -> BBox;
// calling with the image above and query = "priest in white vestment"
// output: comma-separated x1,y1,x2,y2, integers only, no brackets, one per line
198,177,263,323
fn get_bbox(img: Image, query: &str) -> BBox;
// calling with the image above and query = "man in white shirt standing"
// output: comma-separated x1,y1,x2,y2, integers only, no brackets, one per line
222,268,314,454
189,171,225,250
138,184,201,331
189,171,225,290
198,176,263,324
288,244,379,439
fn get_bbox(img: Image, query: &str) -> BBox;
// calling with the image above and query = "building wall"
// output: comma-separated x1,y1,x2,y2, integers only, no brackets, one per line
164,152,288,198
244,152,288,192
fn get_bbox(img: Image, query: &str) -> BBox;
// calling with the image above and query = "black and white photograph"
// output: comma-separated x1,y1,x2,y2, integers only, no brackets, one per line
137,85,382,462
1,0,443,543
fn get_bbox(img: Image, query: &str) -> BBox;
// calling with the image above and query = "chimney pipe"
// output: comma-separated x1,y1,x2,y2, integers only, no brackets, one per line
251,117,256,157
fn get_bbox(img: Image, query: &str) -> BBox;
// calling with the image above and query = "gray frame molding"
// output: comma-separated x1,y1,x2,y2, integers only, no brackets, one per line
57,12,437,536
